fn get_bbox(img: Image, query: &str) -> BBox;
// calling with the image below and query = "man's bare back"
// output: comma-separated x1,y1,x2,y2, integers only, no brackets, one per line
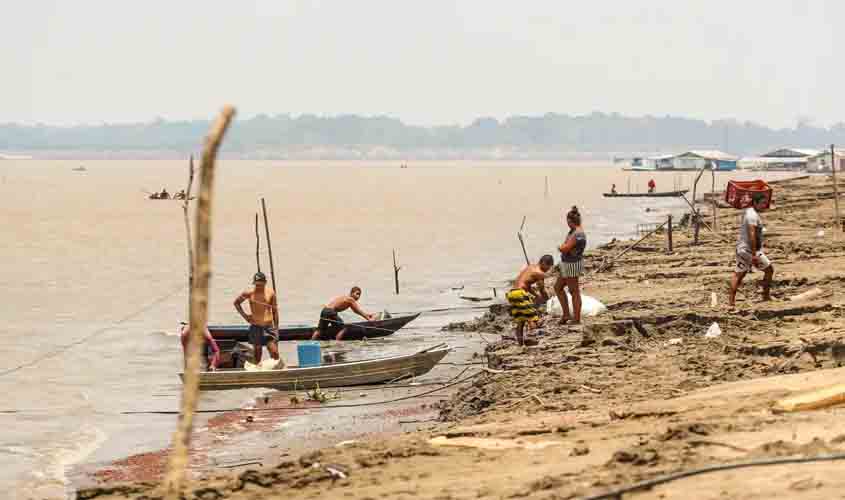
514,264,548,300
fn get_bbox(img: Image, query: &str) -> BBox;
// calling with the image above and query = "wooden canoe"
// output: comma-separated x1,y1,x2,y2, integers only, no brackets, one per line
602,189,689,198
181,345,451,391
208,313,420,349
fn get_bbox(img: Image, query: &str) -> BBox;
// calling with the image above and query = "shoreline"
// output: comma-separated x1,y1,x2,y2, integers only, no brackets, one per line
78,174,845,499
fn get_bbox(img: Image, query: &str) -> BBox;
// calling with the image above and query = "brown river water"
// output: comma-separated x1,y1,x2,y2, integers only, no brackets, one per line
0,160,795,498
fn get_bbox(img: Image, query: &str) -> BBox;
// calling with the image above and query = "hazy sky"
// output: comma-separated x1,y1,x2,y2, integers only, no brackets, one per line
4,1,843,128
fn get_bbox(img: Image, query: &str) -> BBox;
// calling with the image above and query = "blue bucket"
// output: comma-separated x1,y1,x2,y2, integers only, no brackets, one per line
297,342,322,367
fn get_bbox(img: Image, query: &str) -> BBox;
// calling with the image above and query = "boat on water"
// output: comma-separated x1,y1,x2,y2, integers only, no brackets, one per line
209,313,421,350
603,189,689,198
182,344,451,391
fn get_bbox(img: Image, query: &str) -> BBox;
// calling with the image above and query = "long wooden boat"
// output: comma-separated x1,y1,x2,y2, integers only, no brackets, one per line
602,189,688,198
208,313,420,349
181,345,451,391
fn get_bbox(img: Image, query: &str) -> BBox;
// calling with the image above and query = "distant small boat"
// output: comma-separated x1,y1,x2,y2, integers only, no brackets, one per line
603,189,689,198
182,344,450,391
72,166,87,172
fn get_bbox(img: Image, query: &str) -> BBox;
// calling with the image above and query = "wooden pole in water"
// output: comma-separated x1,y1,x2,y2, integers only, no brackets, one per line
832,144,841,233
260,198,278,296
666,214,673,253
392,248,401,295
517,232,530,265
181,155,196,300
254,213,261,273
517,215,530,265
164,105,235,500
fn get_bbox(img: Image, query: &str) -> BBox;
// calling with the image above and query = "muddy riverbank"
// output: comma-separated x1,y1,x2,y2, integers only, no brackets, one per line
78,175,845,499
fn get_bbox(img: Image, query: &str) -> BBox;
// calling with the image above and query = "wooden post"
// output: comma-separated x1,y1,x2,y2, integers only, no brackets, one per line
666,214,673,253
492,287,497,298
164,105,235,500
544,176,550,199
260,199,278,297
517,215,530,265
392,248,401,295
712,199,718,233
693,214,700,245
517,232,530,265
254,213,261,273
832,144,841,233
181,155,195,301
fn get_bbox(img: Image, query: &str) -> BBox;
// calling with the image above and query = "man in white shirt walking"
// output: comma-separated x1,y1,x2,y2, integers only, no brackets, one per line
728,193,774,307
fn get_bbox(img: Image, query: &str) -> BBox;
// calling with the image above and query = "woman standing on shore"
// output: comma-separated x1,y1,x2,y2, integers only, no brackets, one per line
554,206,587,325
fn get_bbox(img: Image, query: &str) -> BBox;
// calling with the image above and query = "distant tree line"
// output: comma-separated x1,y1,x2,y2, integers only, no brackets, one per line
2,112,845,156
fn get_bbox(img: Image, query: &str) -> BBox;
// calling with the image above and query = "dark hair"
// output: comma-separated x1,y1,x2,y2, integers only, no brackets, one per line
567,206,582,226
752,192,766,204
351,286,362,294
253,271,267,283
539,254,554,267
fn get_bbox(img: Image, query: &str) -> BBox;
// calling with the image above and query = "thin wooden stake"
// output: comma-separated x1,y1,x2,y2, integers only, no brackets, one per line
254,213,261,273
261,198,278,300
666,214,673,253
832,144,841,233
393,248,402,295
163,105,235,499
517,232,530,265
517,216,529,265
182,155,196,305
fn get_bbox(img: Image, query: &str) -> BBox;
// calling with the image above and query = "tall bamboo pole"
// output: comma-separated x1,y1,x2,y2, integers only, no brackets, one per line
260,198,278,298
832,144,841,233
254,213,261,273
163,106,235,499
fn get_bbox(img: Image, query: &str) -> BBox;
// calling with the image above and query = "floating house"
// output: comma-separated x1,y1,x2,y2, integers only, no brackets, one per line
760,148,819,171
807,149,845,172
669,150,738,171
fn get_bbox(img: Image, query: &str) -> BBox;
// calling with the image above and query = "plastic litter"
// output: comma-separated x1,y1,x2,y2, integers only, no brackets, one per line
817,230,826,238
666,338,683,346
546,293,607,317
710,292,718,308
704,322,722,338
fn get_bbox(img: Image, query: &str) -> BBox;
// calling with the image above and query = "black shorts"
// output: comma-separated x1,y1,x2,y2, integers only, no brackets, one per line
248,325,274,346
317,308,344,339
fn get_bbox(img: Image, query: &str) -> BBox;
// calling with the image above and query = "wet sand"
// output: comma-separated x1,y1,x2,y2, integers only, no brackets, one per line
77,174,845,499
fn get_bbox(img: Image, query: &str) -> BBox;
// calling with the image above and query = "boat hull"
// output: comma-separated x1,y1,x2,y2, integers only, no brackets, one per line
181,346,450,391
603,190,688,198
209,313,420,345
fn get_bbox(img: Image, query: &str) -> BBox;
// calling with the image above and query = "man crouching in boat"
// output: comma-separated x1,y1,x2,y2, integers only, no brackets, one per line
506,255,554,346
311,286,376,341
234,272,280,363
180,322,220,371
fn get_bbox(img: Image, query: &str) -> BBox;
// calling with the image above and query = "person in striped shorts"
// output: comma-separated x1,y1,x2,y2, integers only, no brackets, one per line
505,255,554,346
554,206,587,325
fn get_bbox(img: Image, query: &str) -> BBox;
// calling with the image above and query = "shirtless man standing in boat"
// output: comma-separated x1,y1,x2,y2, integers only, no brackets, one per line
311,286,376,341
234,272,280,363
505,255,554,346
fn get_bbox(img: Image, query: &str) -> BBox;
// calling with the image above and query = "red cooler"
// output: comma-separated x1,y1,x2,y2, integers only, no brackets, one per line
724,180,772,210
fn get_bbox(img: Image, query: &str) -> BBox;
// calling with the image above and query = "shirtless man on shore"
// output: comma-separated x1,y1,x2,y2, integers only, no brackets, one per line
234,272,280,363
311,286,376,341
505,255,554,346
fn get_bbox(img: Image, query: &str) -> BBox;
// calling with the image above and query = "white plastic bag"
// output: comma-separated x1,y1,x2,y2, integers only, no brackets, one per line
704,322,722,338
244,358,282,371
546,293,607,318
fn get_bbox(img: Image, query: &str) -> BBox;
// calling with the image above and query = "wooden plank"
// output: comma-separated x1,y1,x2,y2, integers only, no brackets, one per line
773,383,845,413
